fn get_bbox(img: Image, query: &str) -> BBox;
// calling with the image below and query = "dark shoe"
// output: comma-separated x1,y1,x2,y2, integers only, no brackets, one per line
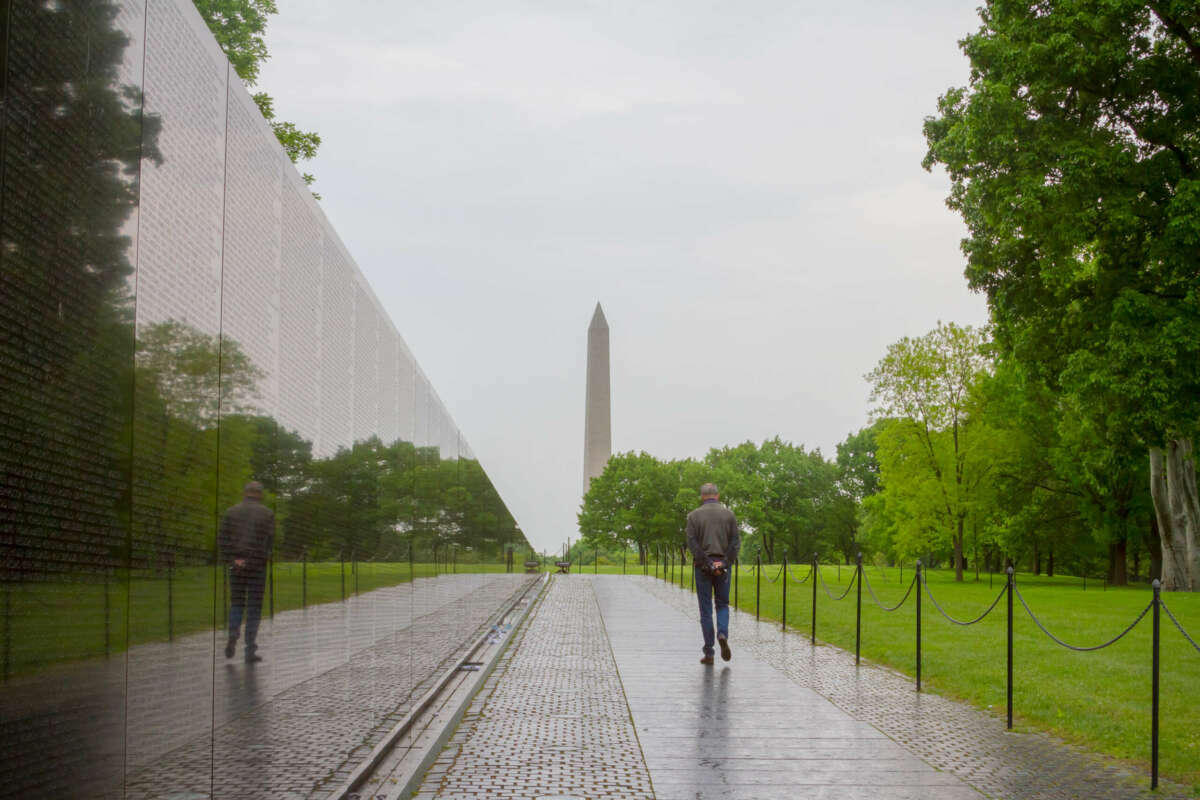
225,640,236,659
244,652,262,664
700,655,714,665
719,635,732,662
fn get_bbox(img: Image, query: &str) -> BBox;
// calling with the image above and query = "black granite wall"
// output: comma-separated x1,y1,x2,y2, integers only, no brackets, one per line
0,1,528,796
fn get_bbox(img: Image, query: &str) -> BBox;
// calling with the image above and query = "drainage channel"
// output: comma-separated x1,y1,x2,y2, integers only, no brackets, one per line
325,573,549,800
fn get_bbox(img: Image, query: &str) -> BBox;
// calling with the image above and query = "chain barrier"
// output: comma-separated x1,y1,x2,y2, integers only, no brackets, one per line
919,570,1006,626
787,563,813,584
817,565,856,601
861,569,915,612
761,564,785,584
1160,598,1200,655
1014,581,1152,652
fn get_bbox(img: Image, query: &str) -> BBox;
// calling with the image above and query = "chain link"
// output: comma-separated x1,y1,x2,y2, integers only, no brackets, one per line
1160,598,1200,656
818,566,856,600
862,569,915,612
1014,581,1152,651
787,563,813,585
919,571,1006,626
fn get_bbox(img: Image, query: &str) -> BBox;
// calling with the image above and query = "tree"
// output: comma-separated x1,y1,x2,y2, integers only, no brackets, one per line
579,452,679,563
193,0,322,191
867,323,994,580
834,423,886,563
923,1,1200,589
706,438,838,562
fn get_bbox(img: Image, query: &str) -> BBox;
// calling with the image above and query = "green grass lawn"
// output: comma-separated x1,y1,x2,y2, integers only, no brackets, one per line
2,561,519,678
631,560,1200,792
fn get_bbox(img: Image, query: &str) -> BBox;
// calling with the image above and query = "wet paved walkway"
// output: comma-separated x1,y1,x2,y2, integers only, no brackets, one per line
416,575,1190,800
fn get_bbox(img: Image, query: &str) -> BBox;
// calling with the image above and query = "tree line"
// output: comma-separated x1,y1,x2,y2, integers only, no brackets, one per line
582,1,1200,591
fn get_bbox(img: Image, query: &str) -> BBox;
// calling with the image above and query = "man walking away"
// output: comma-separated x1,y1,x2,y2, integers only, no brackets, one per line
686,483,740,665
219,481,275,663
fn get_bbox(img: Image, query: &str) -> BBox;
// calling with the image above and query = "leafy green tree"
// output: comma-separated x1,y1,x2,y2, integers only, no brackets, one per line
867,323,995,580
834,423,886,563
923,0,1200,589
579,452,679,563
193,0,322,190
706,438,838,562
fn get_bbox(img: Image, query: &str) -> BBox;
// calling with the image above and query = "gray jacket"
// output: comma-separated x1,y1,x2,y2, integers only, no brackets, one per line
218,499,275,568
686,500,740,566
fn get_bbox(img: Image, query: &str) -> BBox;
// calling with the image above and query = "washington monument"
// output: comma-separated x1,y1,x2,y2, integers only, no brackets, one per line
583,303,611,494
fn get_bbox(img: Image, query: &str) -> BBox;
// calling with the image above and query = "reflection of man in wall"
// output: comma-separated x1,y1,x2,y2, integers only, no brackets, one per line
219,481,275,663
686,483,740,665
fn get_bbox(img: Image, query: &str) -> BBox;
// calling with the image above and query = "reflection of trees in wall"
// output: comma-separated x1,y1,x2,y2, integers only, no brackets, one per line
130,321,528,562
0,0,161,578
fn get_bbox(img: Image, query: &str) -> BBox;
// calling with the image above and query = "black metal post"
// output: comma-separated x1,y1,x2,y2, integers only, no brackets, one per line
855,553,862,666
1007,566,1014,728
167,561,174,642
915,560,922,692
268,553,274,618
353,549,358,596
1152,579,1161,790
734,557,738,608
756,554,761,621
782,555,788,631
340,551,346,601
302,549,308,610
453,548,457,573
622,548,626,575
811,553,818,645
595,548,598,574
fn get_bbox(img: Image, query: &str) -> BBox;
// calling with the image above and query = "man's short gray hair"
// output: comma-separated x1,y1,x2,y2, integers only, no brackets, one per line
700,483,719,497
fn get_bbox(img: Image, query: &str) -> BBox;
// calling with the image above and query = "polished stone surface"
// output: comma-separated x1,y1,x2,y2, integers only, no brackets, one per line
0,0,526,797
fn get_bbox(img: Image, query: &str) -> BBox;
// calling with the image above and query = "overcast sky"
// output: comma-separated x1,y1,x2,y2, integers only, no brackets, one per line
259,0,990,555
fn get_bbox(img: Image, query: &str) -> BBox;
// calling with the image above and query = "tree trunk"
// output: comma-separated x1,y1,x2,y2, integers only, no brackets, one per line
1147,515,1163,583
1047,545,1054,578
1149,440,1200,591
1032,541,1041,576
953,517,964,582
1107,539,1128,586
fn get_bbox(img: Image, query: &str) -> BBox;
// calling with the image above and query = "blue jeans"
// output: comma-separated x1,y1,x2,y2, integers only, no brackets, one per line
694,566,730,655
228,566,266,654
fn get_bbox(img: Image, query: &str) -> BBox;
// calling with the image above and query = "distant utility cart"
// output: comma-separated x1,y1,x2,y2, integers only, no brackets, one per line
554,561,572,574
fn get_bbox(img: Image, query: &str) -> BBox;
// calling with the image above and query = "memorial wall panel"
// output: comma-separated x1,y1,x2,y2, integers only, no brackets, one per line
0,1,146,794
0,0,529,796
125,0,228,786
